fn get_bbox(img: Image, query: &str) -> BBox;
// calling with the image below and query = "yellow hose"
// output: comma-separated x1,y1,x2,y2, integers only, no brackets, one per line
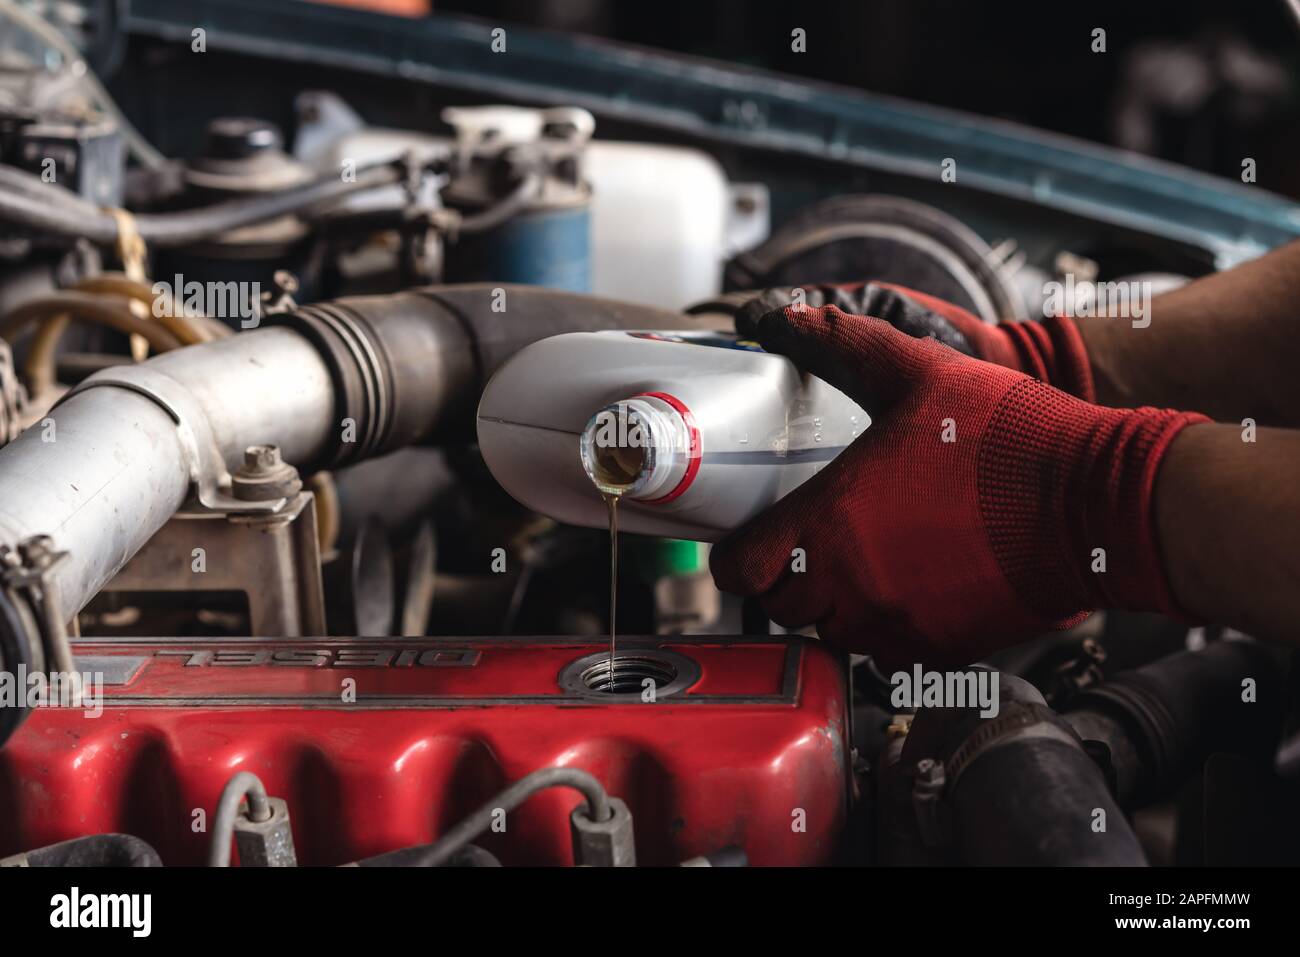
3,273,237,402
22,313,71,399
71,274,228,344
307,471,341,557
0,294,182,352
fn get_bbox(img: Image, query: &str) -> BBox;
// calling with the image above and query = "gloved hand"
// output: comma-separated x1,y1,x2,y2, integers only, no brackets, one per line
736,282,1096,400
710,302,1207,668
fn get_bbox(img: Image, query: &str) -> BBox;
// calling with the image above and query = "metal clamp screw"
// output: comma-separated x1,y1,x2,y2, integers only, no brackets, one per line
0,535,75,692
231,444,302,502
259,270,300,319
911,757,952,848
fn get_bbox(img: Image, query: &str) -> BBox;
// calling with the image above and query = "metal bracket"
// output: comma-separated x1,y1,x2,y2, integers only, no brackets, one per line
100,491,326,636
61,366,285,514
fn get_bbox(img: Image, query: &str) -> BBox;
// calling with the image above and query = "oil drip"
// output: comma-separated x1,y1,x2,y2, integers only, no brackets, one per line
582,404,652,692
604,492,618,686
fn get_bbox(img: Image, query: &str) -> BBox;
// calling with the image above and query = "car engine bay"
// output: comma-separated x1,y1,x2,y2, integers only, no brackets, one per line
0,0,1296,874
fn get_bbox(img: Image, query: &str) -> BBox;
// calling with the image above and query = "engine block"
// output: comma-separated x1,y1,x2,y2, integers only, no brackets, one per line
0,636,849,866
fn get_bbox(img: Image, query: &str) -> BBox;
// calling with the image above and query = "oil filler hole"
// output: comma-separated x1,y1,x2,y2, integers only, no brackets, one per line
581,656,677,694
559,649,701,700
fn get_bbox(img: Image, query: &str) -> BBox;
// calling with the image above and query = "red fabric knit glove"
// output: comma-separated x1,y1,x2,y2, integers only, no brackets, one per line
875,283,1097,402
737,282,1097,401
710,303,1207,669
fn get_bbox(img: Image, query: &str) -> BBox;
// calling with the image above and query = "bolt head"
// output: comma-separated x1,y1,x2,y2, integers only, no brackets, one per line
914,758,946,787
231,445,300,502
244,444,281,471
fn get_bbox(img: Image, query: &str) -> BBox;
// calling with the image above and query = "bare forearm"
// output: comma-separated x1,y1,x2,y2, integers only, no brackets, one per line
1077,240,1300,426
1155,423,1300,640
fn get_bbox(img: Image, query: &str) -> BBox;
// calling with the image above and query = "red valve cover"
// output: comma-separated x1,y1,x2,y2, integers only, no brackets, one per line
0,636,849,866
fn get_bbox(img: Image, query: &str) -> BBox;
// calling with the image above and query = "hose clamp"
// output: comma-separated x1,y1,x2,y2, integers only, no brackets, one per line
267,303,391,467
941,701,1080,795
0,536,82,749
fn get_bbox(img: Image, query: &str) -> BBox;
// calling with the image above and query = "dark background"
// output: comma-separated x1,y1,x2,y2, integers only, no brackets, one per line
435,0,1300,196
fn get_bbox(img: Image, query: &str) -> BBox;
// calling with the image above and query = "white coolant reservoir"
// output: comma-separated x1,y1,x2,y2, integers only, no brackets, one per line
476,331,869,541
584,142,731,308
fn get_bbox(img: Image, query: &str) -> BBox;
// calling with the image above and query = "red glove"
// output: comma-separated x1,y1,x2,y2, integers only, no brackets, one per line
710,303,1207,668
875,283,1097,402
737,282,1096,401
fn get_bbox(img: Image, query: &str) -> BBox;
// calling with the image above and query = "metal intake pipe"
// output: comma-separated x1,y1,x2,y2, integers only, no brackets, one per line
0,327,337,620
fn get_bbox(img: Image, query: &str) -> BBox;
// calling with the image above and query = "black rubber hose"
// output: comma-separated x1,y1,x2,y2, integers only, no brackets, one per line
0,161,405,248
950,735,1144,865
136,164,405,247
1065,639,1286,807
0,166,98,212
898,673,1146,866
17,833,162,867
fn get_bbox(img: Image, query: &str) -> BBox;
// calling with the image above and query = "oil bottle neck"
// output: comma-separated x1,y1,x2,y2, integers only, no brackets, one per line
579,395,695,501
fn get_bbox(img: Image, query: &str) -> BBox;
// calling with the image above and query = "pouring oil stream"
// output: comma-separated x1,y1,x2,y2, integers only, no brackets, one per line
582,404,643,692
604,492,618,688
581,401,665,692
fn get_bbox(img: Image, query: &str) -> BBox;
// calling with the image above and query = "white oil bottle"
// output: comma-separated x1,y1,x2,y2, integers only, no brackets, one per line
476,330,868,542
